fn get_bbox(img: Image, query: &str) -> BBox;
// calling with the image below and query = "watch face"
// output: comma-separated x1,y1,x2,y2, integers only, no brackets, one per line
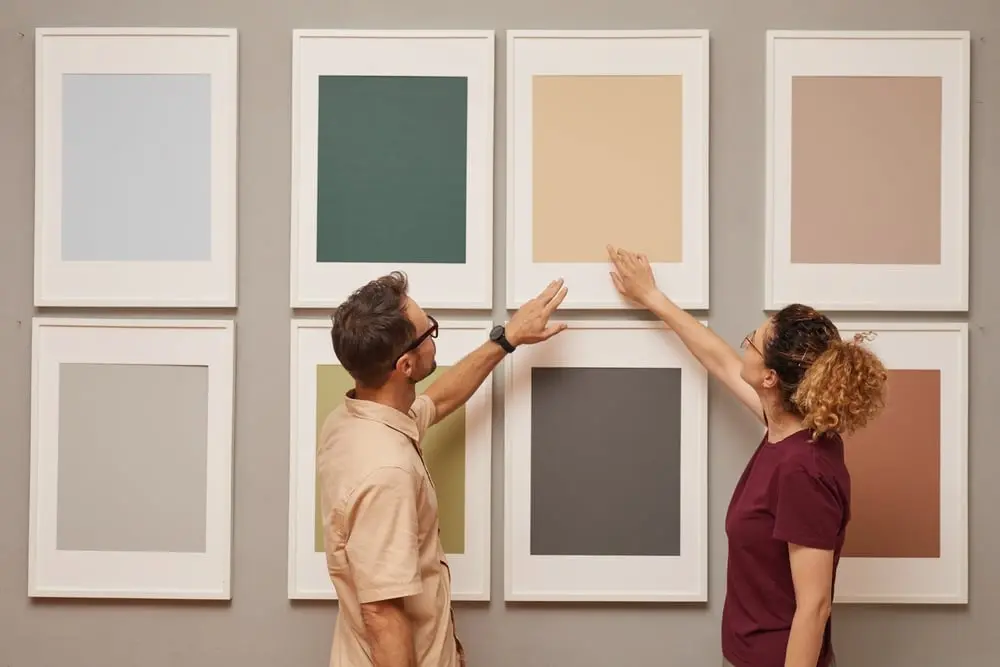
490,325,504,340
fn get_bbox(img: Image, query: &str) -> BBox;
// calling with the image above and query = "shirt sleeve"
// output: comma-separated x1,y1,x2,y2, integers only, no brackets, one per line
771,462,844,551
408,393,438,442
343,466,424,604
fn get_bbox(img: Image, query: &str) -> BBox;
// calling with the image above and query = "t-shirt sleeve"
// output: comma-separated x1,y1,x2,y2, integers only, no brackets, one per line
408,393,438,441
343,466,424,604
771,462,844,550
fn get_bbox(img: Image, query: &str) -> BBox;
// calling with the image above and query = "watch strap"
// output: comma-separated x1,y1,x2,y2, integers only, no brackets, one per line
491,325,516,353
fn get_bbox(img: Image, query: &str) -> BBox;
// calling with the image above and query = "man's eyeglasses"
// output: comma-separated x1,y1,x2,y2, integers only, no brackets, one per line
393,315,439,367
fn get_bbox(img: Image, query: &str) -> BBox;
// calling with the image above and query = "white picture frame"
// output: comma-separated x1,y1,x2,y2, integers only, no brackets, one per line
832,321,968,604
764,30,971,311
34,27,239,308
28,318,236,599
289,30,495,309
504,319,709,601
505,30,710,310
289,317,493,601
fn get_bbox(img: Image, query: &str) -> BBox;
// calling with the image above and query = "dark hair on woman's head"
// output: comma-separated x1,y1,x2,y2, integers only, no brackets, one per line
764,303,888,439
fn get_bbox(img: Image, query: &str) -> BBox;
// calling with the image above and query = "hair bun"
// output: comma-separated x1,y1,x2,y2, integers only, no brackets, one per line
852,330,877,345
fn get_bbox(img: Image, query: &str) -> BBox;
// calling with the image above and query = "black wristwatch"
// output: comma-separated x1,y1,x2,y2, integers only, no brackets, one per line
489,324,516,354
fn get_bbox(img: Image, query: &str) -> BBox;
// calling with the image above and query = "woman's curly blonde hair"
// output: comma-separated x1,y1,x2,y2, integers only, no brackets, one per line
764,305,888,439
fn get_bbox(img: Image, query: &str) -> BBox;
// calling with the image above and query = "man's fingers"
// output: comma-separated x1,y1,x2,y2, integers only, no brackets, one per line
543,284,568,314
536,278,563,303
534,280,554,303
540,322,569,339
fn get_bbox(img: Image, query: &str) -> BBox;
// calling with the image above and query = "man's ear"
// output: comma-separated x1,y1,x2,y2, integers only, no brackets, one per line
396,352,413,379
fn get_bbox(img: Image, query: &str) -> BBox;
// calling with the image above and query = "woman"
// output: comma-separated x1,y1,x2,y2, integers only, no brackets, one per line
607,246,888,667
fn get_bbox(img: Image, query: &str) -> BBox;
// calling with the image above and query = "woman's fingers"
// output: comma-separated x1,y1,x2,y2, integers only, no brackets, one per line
610,271,625,293
607,245,648,283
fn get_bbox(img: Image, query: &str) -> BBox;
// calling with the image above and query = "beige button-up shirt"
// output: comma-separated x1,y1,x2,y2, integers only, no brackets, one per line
317,391,464,667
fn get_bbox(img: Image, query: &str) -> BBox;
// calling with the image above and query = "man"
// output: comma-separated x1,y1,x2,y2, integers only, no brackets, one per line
317,271,568,667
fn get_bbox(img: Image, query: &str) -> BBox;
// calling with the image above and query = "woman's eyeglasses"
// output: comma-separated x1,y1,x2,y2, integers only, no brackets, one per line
741,331,762,357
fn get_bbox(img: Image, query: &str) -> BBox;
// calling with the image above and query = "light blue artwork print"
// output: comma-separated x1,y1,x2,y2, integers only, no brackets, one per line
60,73,213,262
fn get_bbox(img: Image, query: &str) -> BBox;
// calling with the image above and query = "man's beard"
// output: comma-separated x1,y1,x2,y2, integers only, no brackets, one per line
410,360,437,384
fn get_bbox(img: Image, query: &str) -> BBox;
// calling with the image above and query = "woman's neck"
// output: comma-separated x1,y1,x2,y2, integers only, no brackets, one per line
763,402,806,443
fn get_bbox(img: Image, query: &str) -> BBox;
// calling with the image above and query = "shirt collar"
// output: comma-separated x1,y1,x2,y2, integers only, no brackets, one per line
343,390,420,443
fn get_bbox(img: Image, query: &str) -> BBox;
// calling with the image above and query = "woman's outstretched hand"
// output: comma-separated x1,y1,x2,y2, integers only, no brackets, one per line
607,245,660,307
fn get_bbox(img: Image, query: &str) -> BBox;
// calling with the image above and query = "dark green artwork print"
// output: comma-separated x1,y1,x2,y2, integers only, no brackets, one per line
315,75,469,264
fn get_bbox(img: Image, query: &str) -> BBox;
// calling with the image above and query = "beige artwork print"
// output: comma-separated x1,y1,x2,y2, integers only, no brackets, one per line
531,74,684,263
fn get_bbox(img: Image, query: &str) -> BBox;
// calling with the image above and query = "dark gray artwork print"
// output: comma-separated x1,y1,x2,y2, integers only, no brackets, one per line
529,366,683,557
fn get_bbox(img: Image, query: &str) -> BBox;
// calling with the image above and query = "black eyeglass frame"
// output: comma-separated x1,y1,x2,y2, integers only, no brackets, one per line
392,315,439,368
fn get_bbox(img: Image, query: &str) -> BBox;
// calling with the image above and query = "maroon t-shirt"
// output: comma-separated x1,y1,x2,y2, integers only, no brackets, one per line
721,428,851,667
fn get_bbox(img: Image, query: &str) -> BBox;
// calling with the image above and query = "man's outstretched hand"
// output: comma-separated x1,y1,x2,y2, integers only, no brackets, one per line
505,279,569,347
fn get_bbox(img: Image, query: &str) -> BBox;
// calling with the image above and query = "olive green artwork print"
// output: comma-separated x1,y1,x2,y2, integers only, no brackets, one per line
314,365,466,554
315,75,469,264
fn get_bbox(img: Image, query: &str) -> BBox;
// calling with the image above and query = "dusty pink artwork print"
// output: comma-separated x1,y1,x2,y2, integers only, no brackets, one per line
789,75,943,265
